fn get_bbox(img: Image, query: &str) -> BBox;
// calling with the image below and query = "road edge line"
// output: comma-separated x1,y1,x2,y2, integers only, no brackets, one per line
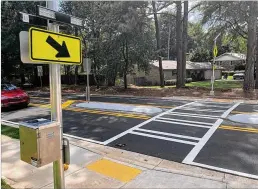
63,133,105,145
190,162,258,180
1,120,19,128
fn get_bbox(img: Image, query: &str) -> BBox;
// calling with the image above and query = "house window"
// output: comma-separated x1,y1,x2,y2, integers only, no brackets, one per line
172,70,177,75
230,61,233,65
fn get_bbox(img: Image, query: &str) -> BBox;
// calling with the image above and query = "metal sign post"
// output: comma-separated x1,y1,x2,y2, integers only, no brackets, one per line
46,2,64,189
210,33,220,96
19,2,84,188
83,58,91,102
37,66,43,87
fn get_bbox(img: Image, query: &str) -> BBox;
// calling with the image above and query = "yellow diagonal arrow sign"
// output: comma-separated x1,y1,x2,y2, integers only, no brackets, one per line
29,27,82,65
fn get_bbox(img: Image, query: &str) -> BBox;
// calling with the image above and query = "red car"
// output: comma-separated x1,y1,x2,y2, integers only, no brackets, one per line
1,83,30,108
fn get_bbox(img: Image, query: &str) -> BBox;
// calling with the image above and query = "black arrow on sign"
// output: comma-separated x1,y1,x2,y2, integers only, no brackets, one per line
46,36,70,58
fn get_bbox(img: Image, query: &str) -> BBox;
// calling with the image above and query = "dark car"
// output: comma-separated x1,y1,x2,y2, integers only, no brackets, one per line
1,83,30,108
233,73,245,80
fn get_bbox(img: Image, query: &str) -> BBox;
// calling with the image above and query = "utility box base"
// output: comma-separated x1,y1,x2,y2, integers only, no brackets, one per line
19,119,60,167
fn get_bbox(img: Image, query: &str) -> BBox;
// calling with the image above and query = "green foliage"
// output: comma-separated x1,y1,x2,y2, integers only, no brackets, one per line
159,11,177,59
190,47,212,62
1,179,14,189
60,1,155,87
186,80,242,89
222,34,247,53
1,1,45,81
1,125,19,139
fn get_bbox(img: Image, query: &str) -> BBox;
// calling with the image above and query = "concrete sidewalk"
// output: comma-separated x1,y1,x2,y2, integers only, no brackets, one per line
2,135,258,188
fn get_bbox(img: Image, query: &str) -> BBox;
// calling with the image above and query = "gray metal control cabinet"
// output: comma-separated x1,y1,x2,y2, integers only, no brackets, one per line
19,119,61,167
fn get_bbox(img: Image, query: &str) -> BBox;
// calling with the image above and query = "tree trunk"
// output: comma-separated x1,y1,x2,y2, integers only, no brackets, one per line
19,62,25,86
92,56,100,89
182,1,188,87
74,66,79,85
123,37,129,89
33,66,38,86
152,1,164,87
176,1,183,88
66,65,71,85
243,1,257,91
255,11,258,89
167,25,171,60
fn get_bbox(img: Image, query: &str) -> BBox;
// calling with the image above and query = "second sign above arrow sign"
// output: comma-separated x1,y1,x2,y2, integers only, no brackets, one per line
29,27,82,65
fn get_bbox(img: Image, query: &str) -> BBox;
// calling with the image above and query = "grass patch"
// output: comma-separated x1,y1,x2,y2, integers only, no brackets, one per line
1,125,19,139
1,179,13,189
186,80,242,89
136,79,242,89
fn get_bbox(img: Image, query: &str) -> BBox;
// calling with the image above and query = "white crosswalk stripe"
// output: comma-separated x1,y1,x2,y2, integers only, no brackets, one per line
104,101,239,148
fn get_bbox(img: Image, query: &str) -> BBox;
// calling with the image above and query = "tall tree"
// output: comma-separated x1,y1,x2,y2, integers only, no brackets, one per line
159,12,177,60
256,24,258,89
61,1,154,89
200,1,257,91
182,1,188,86
243,1,257,91
1,1,46,85
176,1,183,88
152,1,164,87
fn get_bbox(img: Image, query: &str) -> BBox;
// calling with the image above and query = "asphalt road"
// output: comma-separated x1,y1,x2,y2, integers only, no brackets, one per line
1,93,258,179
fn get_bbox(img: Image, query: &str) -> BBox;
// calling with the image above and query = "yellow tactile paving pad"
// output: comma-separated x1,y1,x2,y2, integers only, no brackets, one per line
86,159,142,182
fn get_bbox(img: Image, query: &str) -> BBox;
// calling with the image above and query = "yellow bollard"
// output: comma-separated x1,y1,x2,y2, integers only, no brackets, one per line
64,164,69,171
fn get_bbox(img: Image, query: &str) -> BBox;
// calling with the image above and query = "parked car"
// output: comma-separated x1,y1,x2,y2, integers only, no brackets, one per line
233,73,245,80
1,83,30,108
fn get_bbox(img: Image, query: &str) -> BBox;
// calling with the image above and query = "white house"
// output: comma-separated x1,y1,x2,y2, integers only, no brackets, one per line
214,53,246,71
127,60,224,86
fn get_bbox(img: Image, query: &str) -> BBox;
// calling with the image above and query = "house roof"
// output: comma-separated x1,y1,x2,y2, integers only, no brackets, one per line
214,53,246,62
151,60,224,70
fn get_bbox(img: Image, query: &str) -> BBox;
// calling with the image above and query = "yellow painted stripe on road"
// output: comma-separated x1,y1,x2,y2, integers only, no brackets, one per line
87,159,142,182
30,102,151,120
231,111,258,114
65,107,150,120
61,100,75,109
31,100,74,109
30,96,175,109
219,125,258,133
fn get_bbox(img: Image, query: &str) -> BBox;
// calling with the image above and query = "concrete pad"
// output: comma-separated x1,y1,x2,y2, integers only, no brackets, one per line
76,102,162,114
123,170,226,188
156,160,225,182
228,114,258,124
43,169,125,189
1,136,102,189
1,135,18,144
224,174,258,188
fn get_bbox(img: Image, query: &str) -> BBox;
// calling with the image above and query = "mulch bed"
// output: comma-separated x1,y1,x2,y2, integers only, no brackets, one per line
28,85,258,100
